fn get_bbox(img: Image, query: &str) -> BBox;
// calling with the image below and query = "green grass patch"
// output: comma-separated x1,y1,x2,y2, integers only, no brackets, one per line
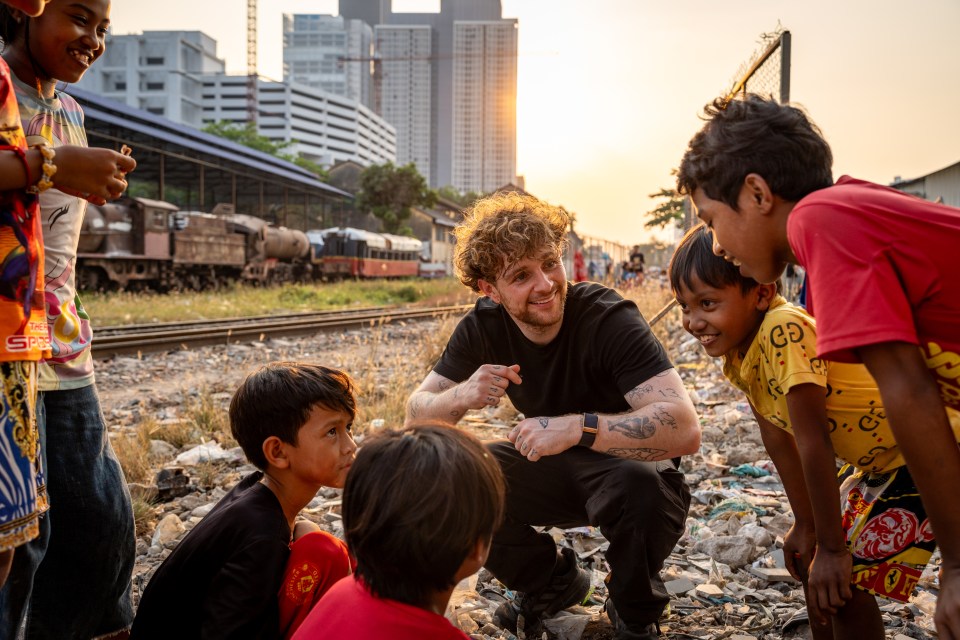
83,278,473,326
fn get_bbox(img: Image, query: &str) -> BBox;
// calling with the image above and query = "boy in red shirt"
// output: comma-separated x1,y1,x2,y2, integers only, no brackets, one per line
293,425,505,640
676,93,960,639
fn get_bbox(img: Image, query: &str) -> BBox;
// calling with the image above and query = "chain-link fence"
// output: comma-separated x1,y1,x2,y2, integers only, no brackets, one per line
725,29,791,104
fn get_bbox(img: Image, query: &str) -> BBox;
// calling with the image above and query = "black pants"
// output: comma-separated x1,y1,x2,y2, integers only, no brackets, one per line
484,441,690,628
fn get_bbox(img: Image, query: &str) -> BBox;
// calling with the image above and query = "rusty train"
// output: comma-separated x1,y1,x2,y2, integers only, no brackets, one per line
77,197,424,291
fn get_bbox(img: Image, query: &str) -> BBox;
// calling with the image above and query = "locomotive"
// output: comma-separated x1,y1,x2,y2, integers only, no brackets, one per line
76,197,424,291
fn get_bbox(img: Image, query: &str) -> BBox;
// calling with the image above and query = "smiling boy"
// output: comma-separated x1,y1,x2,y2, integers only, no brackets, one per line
131,363,358,640
676,93,960,639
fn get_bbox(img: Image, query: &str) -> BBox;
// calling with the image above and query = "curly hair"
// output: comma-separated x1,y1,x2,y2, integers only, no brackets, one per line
677,94,834,209
454,191,570,292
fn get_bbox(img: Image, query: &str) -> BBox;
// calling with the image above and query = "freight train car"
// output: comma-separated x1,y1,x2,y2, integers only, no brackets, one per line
78,197,247,291
317,227,422,279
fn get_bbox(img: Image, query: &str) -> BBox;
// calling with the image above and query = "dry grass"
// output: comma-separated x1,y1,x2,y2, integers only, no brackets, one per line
83,278,471,326
130,496,158,539
112,422,153,486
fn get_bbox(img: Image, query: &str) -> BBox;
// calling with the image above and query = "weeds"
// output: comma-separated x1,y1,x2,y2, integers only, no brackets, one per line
84,278,469,326
130,495,158,539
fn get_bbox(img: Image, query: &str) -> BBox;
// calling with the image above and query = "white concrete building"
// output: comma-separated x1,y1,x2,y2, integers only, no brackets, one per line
375,25,433,184
76,31,226,128
283,14,374,110
451,20,518,193
338,0,519,192
201,75,396,168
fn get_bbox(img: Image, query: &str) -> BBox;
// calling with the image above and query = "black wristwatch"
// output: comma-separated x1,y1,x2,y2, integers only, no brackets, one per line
579,413,599,448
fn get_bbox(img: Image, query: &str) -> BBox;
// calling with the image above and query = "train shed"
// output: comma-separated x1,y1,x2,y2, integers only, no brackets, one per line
70,86,352,231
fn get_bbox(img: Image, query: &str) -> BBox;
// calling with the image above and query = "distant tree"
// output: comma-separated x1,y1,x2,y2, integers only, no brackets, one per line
644,187,686,230
355,162,437,235
203,120,292,155
202,120,328,181
436,185,486,209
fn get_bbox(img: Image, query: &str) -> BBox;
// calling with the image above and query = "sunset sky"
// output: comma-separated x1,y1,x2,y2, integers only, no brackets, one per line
111,0,960,244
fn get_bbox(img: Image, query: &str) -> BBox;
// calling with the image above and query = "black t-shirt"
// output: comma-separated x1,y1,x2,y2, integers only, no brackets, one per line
131,472,291,640
434,282,672,417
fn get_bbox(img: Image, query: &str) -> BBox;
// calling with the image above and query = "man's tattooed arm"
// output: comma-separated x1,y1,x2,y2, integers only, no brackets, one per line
606,447,668,461
608,415,657,439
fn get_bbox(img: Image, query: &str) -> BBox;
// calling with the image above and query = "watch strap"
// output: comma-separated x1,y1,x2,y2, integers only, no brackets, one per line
579,413,599,448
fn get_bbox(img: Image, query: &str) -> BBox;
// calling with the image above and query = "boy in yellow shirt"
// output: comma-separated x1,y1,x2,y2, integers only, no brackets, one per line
669,224,959,639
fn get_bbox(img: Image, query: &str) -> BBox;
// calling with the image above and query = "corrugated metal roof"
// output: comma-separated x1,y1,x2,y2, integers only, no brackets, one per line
69,86,352,199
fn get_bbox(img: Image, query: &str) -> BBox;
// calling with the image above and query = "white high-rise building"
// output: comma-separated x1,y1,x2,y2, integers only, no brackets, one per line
283,14,374,109
375,25,432,184
76,31,225,128
337,0,518,193
202,75,395,168
451,20,517,193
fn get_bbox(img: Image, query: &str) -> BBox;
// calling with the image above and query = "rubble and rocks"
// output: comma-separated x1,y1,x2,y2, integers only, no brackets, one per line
94,317,941,639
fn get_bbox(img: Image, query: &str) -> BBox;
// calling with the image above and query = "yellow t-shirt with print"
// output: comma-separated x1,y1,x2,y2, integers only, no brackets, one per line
722,296,960,473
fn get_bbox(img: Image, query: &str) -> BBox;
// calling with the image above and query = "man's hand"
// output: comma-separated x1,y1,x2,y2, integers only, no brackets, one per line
807,546,852,625
406,365,521,425
508,414,579,461
458,364,521,410
937,562,960,640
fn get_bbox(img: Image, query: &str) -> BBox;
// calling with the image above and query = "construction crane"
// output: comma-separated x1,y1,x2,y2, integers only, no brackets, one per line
246,0,257,124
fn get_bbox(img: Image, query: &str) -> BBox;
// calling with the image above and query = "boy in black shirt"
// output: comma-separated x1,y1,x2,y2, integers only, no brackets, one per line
406,192,701,639
131,363,358,639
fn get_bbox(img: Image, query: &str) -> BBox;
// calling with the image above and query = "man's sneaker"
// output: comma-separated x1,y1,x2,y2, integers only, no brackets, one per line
493,547,591,634
604,598,660,640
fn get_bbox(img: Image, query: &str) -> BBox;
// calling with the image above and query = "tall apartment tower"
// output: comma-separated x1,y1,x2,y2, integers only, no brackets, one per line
451,20,517,193
283,14,374,109
75,31,225,128
339,0,517,193
375,25,433,184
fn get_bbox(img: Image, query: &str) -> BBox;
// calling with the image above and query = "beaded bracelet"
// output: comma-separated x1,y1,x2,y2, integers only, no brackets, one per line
26,144,56,194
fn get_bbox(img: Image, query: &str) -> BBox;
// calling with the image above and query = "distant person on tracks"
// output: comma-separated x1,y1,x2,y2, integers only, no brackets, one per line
404,191,701,639
0,0,139,636
132,363,358,640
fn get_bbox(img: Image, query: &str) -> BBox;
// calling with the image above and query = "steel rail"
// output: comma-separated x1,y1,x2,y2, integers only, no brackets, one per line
92,304,472,359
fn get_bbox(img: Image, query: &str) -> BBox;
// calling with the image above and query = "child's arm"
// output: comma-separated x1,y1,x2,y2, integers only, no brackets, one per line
858,342,960,640
0,145,134,200
751,408,817,577
785,383,852,625
0,147,45,190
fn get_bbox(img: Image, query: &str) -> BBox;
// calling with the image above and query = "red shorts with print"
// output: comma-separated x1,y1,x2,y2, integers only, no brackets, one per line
840,465,936,602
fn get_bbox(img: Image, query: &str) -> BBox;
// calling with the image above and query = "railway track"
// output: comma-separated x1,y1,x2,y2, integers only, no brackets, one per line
92,304,472,359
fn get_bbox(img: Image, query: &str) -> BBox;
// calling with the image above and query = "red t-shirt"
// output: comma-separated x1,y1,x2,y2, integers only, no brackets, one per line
787,176,960,410
291,576,469,640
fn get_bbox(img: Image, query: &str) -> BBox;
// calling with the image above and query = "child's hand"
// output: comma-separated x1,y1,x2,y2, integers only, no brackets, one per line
52,145,137,204
937,562,960,640
807,547,852,625
782,522,816,582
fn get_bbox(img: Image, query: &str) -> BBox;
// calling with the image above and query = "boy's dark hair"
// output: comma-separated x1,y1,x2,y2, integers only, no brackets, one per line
669,224,757,294
229,362,357,470
669,223,781,295
0,6,22,47
676,94,834,209
343,425,505,608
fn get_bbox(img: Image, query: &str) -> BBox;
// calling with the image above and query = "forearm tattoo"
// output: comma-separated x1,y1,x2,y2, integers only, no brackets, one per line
607,447,668,461
654,407,678,430
609,415,657,439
